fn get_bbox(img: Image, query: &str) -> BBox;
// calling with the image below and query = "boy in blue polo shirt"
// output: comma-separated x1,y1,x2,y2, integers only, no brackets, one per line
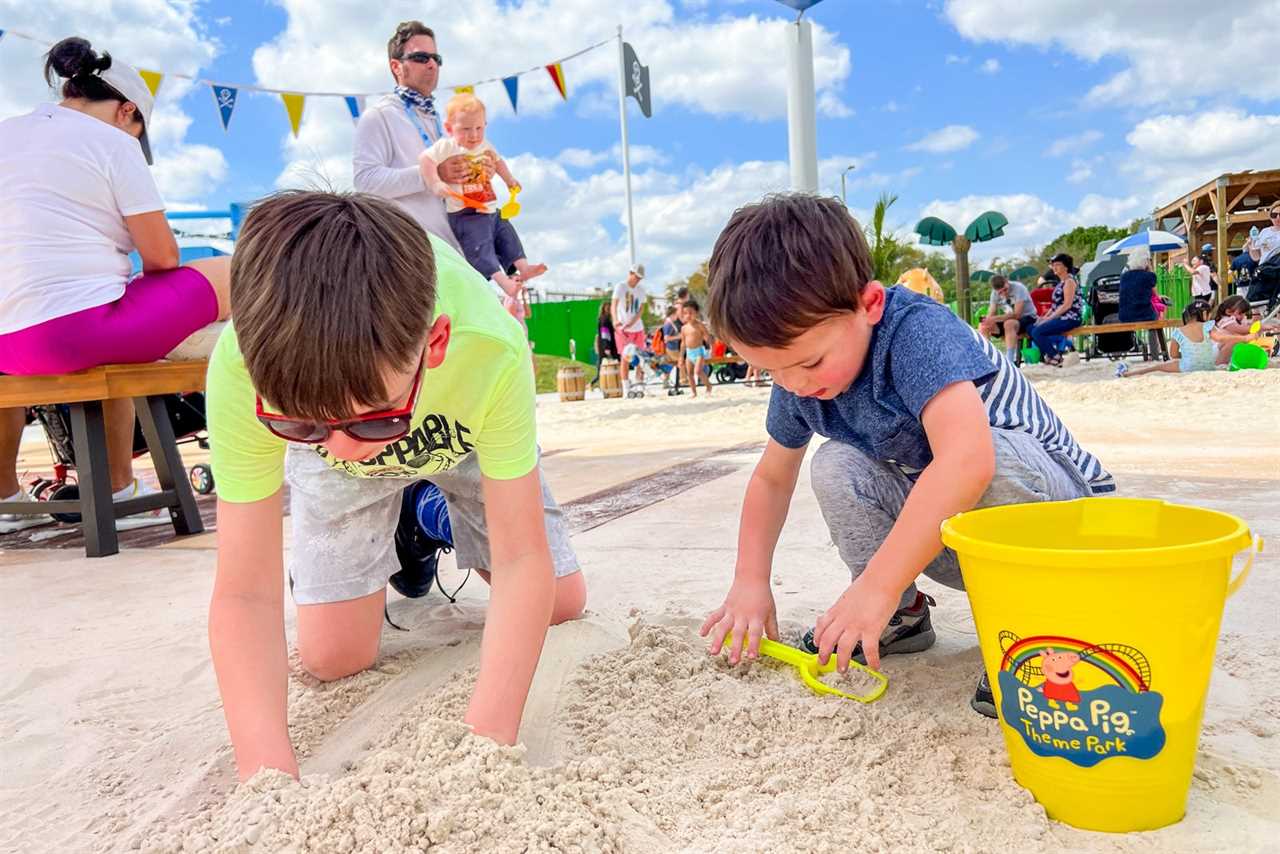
698,194,1112,716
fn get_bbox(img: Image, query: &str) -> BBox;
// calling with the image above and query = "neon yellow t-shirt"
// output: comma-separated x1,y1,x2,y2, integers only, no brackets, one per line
206,235,536,504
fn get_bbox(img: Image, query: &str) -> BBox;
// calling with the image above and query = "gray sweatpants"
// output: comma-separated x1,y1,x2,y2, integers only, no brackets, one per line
810,428,1093,609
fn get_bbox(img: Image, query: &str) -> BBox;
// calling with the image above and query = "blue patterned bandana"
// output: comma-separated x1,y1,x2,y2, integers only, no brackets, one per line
395,85,436,117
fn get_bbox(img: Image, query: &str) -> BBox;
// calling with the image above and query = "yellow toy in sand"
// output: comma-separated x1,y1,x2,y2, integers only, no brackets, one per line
897,267,945,302
724,633,888,703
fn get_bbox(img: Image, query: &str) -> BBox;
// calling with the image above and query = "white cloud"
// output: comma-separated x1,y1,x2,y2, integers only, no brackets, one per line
915,192,1143,261
906,124,980,153
0,2,224,203
944,0,1280,105
1120,109,1280,203
1044,129,1102,157
1066,159,1094,184
945,53,969,64
882,100,901,113
979,58,1000,74
558,148,611,169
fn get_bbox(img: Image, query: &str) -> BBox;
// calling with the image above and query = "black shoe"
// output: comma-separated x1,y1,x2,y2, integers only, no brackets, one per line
801,591,937,664
389,487,450,599
971,670,997,719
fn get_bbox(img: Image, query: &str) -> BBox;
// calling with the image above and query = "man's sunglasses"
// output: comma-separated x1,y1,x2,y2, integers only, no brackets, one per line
400,51,443,67
255,355,425,444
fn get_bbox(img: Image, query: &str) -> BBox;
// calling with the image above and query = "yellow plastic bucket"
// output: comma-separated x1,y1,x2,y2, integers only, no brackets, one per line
940,498,1260,833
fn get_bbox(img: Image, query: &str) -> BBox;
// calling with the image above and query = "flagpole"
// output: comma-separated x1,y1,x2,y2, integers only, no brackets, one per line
616,24,637,268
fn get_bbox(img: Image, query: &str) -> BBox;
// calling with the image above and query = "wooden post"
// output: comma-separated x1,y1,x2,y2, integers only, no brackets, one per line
954,235,972,324
1215,178,1230,296
1183,201,1197,267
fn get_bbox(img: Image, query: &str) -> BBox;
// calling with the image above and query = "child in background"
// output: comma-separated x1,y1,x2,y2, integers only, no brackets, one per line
1116,302,1251,377
1211,295,1277,364
418,93,546,317
679,299,713,397
698,194,1112,718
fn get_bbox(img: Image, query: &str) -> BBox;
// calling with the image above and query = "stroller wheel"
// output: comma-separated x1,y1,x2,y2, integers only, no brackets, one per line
29,478,58,501
189,464,215,495
47,482,82,524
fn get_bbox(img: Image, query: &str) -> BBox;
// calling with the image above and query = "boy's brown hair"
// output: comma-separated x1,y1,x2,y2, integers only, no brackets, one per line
707,193,873,348
231,191,436,421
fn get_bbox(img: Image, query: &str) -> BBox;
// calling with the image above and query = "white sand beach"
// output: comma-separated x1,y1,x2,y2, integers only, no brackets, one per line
2,361,1277,853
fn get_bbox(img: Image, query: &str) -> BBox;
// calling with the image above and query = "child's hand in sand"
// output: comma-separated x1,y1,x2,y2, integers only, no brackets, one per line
812,574,900,672
700,578,778,665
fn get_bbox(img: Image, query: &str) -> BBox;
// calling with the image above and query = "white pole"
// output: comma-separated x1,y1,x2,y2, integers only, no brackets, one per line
784,18,818,192
616,24,638,268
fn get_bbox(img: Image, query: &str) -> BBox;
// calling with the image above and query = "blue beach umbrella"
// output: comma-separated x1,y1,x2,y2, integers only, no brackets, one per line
1104,230,1186,255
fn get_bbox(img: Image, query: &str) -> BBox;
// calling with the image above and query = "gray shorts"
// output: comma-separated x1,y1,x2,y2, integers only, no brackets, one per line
285,446,579,606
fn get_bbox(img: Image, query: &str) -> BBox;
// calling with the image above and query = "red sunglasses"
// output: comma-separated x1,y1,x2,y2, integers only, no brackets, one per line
255,354,425,444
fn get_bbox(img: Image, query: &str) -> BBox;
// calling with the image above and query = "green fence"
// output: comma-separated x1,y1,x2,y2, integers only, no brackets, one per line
1155,266,1194,319
526,298,602,364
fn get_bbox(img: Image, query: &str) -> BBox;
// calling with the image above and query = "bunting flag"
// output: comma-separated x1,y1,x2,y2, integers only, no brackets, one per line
453,85,474,95
545,62,567,100
210,84,238,131
280,92,305,137
622,42,651,118
1,27,619,134
138,69,164,97
344,95,364,123
502,75,518,112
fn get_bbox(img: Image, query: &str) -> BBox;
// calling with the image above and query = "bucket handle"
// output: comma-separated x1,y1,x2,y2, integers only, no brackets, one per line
1228,535,1264,598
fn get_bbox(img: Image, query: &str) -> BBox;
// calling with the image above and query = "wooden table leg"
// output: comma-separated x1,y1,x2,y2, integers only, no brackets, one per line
135,395,204,536
69,401,118,558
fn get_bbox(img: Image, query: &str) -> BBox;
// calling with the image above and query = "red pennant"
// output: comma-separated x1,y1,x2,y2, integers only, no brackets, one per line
545,63,567,100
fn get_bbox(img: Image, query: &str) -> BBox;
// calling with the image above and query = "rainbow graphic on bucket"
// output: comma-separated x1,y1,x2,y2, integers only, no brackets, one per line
997,632,1165,768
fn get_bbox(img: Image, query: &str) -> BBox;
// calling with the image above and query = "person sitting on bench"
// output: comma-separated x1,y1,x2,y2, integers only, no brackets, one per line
978,275,1037,362
0,36,231,533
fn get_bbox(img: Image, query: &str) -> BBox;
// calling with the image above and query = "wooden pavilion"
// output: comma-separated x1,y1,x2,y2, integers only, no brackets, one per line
1152,169,1280,293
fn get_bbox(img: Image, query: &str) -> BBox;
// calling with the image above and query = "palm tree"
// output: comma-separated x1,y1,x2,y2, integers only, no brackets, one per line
867,192,901,282
914,211,1009,323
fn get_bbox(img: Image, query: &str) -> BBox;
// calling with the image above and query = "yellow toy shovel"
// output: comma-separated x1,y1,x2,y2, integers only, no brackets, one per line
500,188,521,220
726,634,888,703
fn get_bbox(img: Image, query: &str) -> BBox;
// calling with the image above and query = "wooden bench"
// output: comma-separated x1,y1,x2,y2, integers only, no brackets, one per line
1062,319,1180,361
0,361,208,557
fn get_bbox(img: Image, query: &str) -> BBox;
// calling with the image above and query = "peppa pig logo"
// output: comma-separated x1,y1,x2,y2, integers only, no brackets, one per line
994,632,1166,768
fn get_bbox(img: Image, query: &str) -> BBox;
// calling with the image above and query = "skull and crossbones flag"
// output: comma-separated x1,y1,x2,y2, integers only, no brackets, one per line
622,42,651,118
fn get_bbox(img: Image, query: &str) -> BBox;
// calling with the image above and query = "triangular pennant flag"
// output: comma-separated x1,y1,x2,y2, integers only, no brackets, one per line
502,75,518,112
545,63,567,100
280,92,305,137
0,30,6,43
139,69,164,98
453,85,474,95
344,95,364,123
210,84,238,132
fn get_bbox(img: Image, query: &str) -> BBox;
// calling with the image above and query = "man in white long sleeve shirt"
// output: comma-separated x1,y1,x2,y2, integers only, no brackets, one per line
353,21,467,252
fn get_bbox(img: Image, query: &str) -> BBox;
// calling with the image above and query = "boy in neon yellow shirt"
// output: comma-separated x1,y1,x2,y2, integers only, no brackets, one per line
206,191,585,780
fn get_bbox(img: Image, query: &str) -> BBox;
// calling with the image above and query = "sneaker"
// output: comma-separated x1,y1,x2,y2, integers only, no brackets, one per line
801,591,937,664
389,487,450,599
112,479,171,530
1114,362,1129,378
971,670,998,718
0,489,55,534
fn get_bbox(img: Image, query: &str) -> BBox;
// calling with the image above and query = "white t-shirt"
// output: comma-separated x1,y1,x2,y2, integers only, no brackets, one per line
1252,226,1280,266
613,281,647,333
1189,261,1212,297
425,137,500,215
0,103,164,334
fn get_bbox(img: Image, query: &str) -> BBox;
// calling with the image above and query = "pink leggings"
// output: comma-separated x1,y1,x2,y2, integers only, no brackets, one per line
0,267,218,375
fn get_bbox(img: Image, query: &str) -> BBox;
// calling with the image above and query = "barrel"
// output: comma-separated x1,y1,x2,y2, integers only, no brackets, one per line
556,364,585,402
599,359,622,399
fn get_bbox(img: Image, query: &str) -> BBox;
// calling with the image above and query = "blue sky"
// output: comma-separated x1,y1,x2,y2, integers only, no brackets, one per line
2,0,1278,292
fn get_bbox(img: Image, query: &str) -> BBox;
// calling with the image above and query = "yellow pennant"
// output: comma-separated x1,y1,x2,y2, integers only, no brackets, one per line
280,92,306,137
453,85,474,95
138,69,164,98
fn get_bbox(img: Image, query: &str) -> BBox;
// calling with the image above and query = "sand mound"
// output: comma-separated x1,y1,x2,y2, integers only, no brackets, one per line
144,621,1054,853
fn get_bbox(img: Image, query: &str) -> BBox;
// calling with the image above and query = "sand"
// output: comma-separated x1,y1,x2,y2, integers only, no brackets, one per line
2,357,1278,853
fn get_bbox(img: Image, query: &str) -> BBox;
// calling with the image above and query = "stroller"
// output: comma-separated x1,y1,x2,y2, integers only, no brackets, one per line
28,393,214,523
1085,269,1136,360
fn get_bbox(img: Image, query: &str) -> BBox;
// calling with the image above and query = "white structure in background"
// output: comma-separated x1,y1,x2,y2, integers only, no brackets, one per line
780,1,824,192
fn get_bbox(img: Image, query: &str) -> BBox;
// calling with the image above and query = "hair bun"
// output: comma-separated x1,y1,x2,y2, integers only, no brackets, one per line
47,37,111,79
